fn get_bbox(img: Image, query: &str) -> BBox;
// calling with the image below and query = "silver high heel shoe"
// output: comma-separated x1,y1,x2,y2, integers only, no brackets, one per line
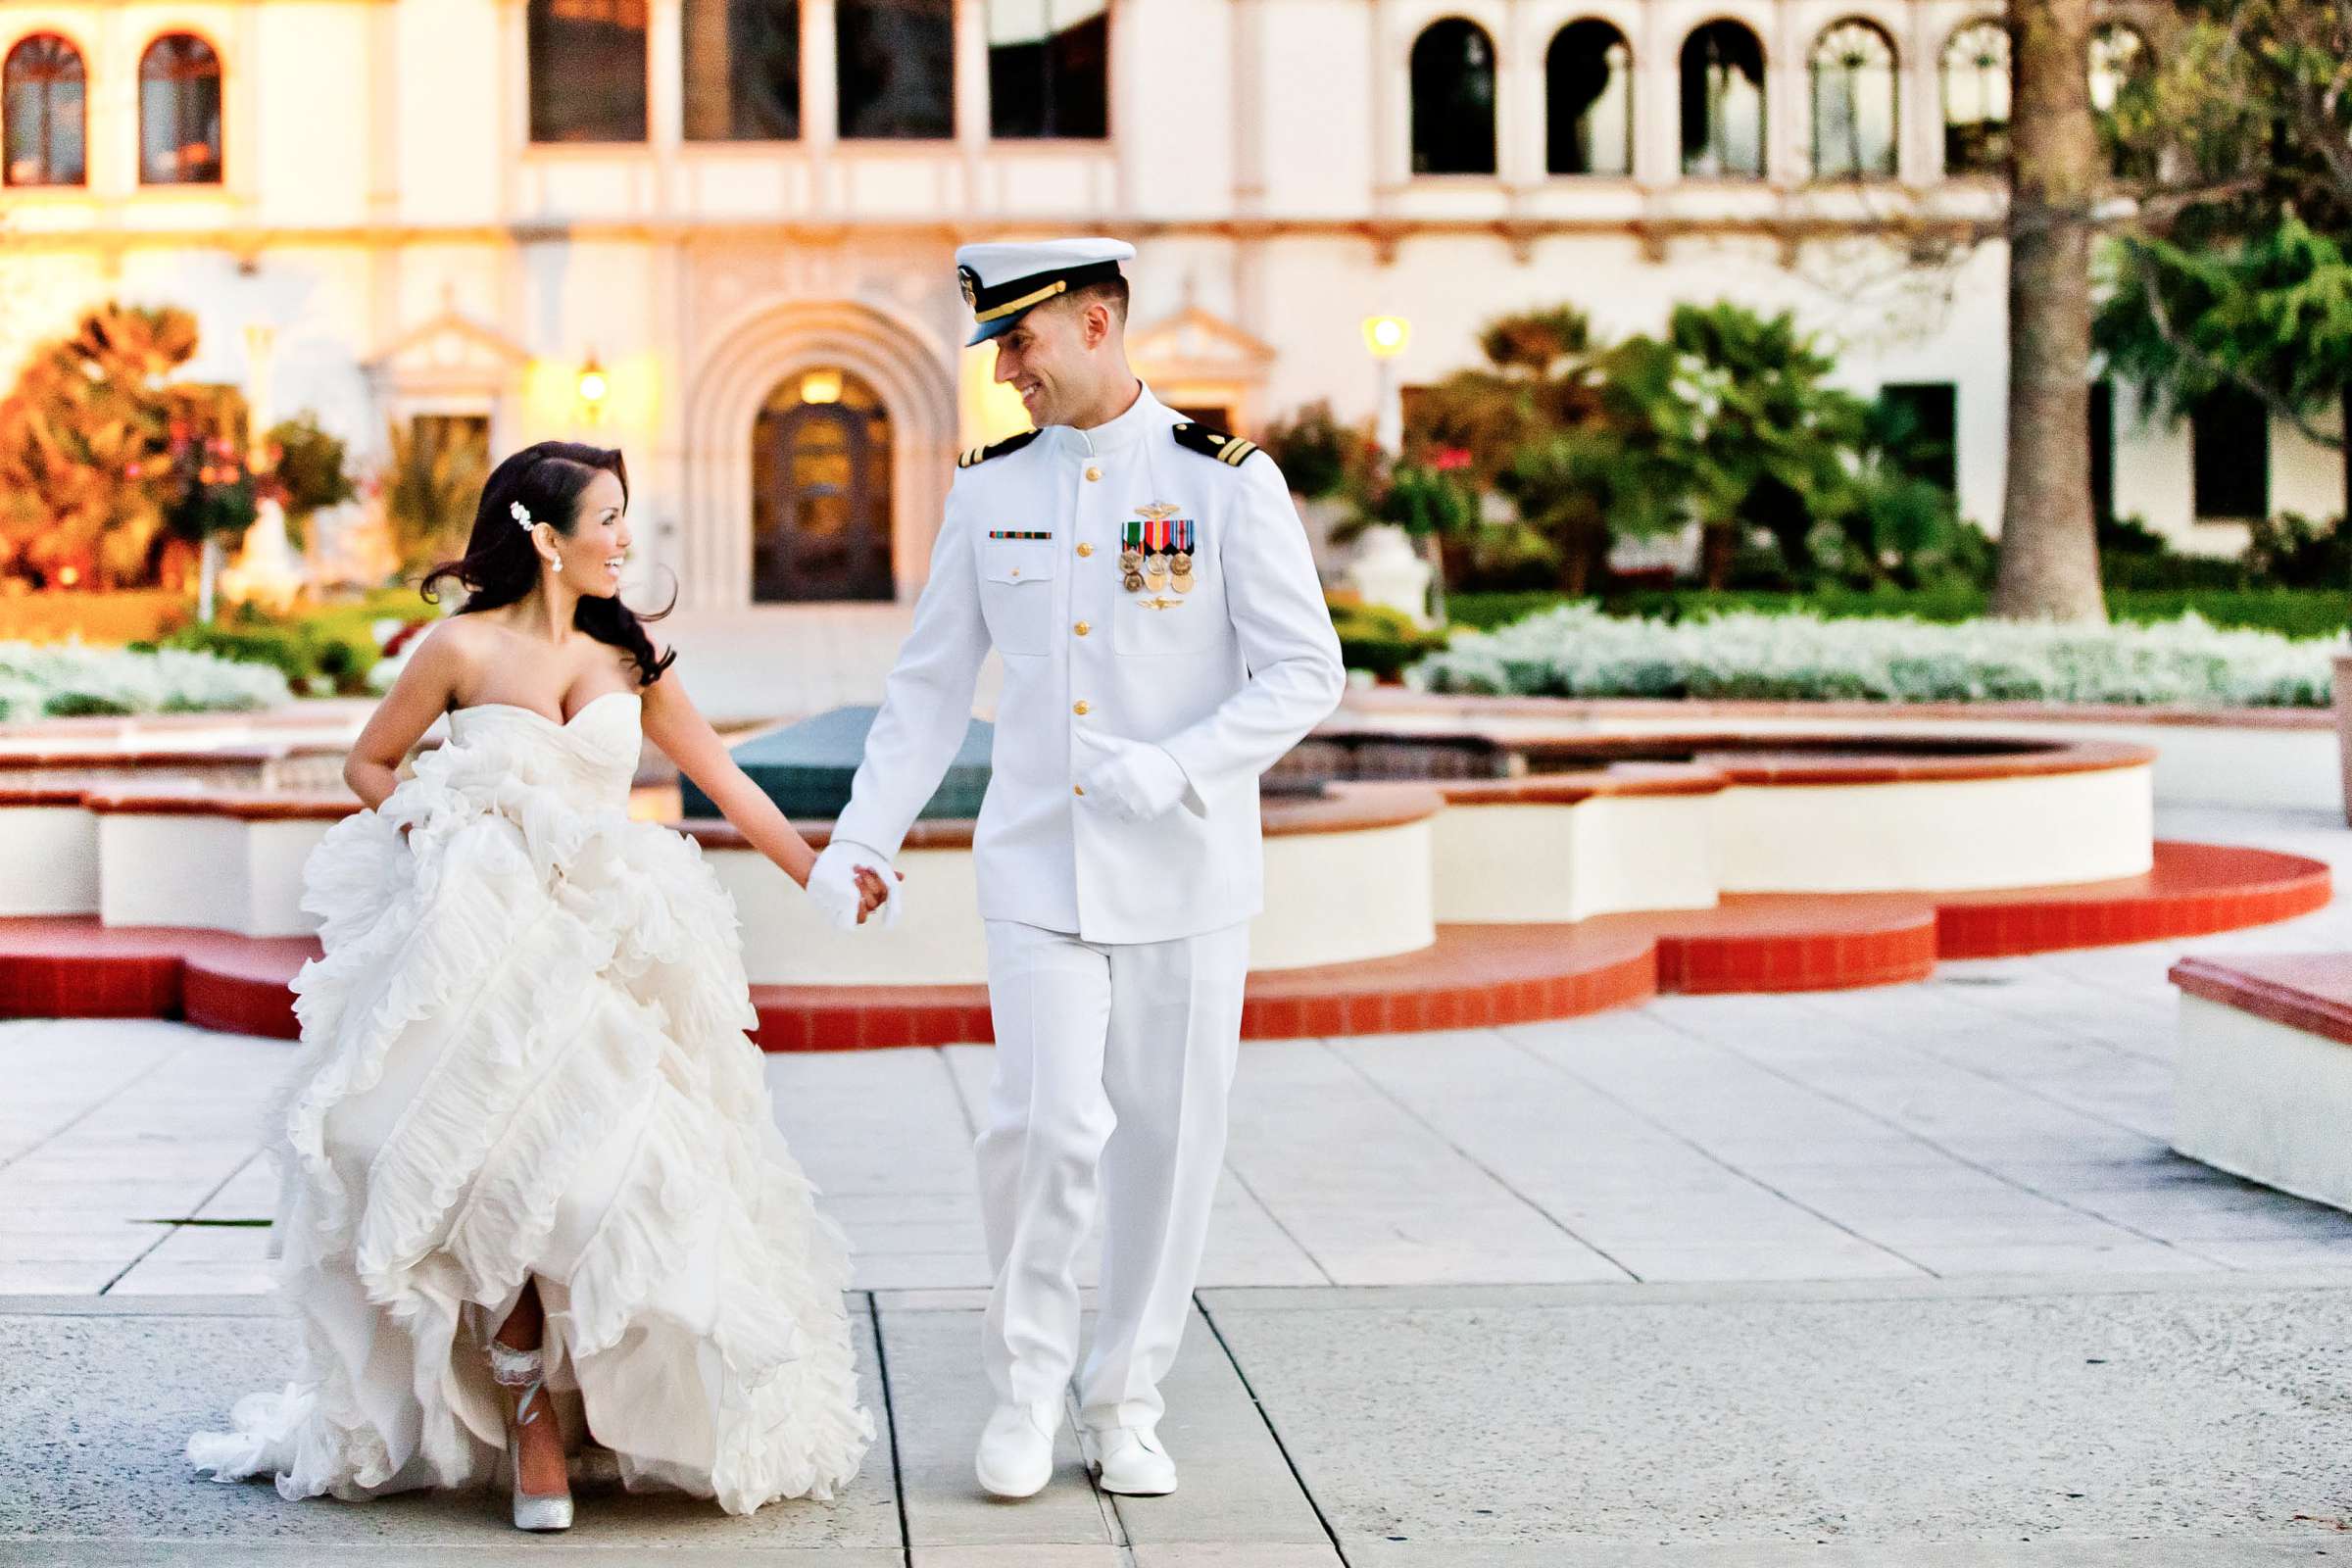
488,1340,574,1532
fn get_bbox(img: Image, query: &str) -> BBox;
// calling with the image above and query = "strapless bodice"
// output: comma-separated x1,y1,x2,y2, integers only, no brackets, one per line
442,690,641,806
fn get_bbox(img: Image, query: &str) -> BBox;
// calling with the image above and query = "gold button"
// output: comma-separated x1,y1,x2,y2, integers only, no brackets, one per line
1073,701,1090,715
1074,621,1091,636
1073,784,1085,796
1076,542,1095,558
1085,466,1102,482
1008,567,1019,577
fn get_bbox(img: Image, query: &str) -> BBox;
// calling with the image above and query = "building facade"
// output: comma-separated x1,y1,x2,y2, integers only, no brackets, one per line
2,0,2342,617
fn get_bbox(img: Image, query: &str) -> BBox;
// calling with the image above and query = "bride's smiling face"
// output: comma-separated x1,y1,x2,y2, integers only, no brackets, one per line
540,469,630,598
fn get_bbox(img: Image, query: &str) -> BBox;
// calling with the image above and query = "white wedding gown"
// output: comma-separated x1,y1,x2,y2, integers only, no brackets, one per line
187,691,873,1514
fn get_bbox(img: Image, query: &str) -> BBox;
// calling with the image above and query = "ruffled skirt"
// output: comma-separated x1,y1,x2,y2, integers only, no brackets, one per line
186,751,872,1515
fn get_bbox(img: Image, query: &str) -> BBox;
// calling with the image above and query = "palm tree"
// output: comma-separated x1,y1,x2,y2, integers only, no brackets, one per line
380,419,491,574
1990,0,2107,622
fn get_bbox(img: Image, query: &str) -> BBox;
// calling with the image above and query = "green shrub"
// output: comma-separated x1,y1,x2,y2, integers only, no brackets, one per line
1257,401,1358,500
136,596,409,695
0,641,293,716
1416,603,2332,708
2243,512,2352,590
1445,585,2352,640
1329,599,1447,681
140,623,318,684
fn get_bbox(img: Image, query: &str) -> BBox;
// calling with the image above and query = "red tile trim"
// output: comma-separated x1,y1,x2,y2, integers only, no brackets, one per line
1935,841,2331,958
1,840,2326,1047
79,788,360,822
0,786,91,807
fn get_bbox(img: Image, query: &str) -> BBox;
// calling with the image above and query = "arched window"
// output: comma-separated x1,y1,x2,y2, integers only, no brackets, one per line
529,0,648,142
139,34,221,184
1546,20,1632,176
1410,19,1495,175
990,0,1107,139
4,33,85,186
683,0,799,140
838,0,953,139
2089,22,2152,178
1940,20,2009,174
753,368,896,603
1810,19,1896,178
1681,21,1764,177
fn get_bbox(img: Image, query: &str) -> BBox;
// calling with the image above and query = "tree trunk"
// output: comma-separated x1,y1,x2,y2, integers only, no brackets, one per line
2341,382,2351,526
1416,531,1448,627
1556,521,1610,598
1700,521,1736,591
197,534,221,623
1989,0,2107,623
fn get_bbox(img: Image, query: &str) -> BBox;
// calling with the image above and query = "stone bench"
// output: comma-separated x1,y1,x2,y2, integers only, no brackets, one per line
2172,955,2352,1211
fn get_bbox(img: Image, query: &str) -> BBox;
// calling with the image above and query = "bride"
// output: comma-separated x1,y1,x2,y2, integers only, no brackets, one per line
188,440,883,1529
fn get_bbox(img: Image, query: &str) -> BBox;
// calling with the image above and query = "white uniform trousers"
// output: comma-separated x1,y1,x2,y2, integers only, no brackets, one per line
976,916,1250,1432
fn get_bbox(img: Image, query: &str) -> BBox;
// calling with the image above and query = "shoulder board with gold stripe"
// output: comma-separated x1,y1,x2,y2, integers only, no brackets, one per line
1170,422,1262,468
957,429,1040,468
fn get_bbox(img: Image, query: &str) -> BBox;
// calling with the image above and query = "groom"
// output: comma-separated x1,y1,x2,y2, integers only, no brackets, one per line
808,237,1345,1498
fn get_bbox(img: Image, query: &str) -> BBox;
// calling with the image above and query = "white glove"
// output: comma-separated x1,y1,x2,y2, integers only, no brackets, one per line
1074,735,1194,824
808,839,902,931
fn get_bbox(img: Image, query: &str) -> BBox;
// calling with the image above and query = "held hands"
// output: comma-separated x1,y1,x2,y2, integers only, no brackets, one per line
808,840,903,931
1074,734,1192,824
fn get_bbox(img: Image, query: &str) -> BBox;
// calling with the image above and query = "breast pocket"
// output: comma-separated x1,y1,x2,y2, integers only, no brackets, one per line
1112,549,1226,656
978,537,1056,657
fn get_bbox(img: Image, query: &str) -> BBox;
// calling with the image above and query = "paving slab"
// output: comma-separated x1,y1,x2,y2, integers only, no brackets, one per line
872,1303,1110,1548
3,1550,907,1566
0,1299,902,1553
1341,1545,2344,1568
1102,1307,1331,1552
1204,1281,2352,1554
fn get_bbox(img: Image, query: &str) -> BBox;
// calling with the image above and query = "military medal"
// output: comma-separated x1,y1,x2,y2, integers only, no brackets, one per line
1120,516,1147,593
1145,516,1169,591
1169,517,1195,594
1135,502,1182,593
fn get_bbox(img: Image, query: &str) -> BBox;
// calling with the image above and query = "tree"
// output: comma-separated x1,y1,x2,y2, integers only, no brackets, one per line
0,304,246,594
1642,303,1868,591
2096,216,2352,521
1992,0,2106,623
1410,307,1602,484
1822,397,1988,590
381,418,491,573
2089,1,2352,527
1408,307,1614,596
266,412,361,552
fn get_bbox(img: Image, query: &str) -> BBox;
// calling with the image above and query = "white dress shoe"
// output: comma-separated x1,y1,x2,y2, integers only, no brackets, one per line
974,1403,1057,1498
1081,1424,1177,1495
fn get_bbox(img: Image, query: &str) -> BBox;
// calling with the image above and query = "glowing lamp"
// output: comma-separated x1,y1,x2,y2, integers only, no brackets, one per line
1362,315,1411,359
577,354,610,410
800,368,843,405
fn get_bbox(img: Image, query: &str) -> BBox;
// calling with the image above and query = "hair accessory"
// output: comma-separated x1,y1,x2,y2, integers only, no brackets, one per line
511,501,533,532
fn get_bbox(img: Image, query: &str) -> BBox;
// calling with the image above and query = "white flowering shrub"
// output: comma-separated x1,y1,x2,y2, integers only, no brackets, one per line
1410,604,2337,709
0,641,295,720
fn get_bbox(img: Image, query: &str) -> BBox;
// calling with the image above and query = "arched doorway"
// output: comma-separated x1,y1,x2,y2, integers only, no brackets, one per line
752,367,895,602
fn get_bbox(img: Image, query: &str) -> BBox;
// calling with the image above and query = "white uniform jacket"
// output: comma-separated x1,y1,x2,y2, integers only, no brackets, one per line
831,384,1347,946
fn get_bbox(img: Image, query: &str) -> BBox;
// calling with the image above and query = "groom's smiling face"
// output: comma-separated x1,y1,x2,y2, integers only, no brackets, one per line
990,295,1107,428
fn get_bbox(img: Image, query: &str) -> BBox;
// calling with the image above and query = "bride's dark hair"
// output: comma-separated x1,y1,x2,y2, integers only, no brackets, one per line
420,441,677,686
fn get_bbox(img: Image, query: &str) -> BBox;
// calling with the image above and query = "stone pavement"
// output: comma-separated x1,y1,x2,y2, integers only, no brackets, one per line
6,802,2352,1562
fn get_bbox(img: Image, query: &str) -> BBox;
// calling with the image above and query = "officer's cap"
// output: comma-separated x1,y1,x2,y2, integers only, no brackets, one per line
956,238,1136,346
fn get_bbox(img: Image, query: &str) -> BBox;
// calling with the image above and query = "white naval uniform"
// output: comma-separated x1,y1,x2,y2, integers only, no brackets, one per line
831,383,1344,1430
